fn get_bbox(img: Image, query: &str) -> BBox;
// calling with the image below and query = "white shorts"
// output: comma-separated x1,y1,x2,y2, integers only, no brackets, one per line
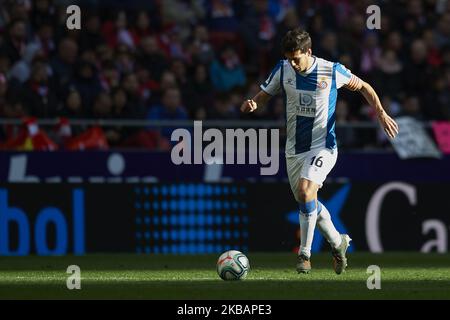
286,148,338,202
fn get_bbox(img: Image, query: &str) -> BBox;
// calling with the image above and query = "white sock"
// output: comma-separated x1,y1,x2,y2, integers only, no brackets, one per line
298,200,318,258
316,201,342,249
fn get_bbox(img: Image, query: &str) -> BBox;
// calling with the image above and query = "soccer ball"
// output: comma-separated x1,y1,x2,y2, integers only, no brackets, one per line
216,250,250,281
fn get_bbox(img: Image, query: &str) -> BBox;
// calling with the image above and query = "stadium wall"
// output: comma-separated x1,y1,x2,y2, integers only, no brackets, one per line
1,151,450,182
0,152,449,256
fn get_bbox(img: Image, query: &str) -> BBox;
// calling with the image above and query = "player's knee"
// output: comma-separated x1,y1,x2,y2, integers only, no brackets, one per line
298,186,315,203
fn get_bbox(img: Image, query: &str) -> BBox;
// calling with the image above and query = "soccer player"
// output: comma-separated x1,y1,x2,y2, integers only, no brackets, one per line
241,28,398,274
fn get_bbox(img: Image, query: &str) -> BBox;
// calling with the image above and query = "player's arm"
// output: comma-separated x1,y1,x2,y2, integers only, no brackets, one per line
356,81,399,139
240,90,272,113
336,63,399,139
241,61,283,113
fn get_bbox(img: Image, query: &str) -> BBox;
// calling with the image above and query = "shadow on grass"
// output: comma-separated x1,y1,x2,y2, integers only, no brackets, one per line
0,279,449,300
1,253,450,271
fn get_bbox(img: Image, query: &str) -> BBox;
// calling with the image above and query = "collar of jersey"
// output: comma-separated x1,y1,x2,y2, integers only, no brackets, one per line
291,56,317,77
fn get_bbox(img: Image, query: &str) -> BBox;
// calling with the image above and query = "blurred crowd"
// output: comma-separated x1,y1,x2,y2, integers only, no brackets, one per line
0,0,449,150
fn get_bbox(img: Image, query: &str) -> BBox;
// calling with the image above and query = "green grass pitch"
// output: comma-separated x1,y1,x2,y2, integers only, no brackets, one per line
0,253,449,299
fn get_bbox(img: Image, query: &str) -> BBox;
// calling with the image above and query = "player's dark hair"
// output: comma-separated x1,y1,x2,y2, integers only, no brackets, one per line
281,28,312,53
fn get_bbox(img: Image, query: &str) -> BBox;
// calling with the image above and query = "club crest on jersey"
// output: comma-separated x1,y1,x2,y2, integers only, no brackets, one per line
318,78,328,89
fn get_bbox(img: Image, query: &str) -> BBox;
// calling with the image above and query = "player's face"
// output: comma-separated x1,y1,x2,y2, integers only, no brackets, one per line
285,49,312,72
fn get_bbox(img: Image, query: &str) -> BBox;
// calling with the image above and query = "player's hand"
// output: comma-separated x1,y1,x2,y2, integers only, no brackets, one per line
378,111,399,139
240,99,257,113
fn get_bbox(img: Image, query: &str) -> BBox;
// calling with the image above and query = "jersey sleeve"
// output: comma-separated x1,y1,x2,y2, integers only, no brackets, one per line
260,61,283,96
335,63,362,91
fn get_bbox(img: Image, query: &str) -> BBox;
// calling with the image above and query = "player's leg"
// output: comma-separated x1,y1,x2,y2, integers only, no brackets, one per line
296,148,338,263
306,148,351,274
316,201,341,249
286,155,314,273
296,178,320,273
316,202,352,274
297,148,352,273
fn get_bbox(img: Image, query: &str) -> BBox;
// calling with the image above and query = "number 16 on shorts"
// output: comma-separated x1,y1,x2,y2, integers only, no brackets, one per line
310,156,324,167
302,148,337,186
299,148,337,188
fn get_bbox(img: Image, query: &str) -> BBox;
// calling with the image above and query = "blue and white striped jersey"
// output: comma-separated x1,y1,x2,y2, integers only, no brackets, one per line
260,56,362,155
